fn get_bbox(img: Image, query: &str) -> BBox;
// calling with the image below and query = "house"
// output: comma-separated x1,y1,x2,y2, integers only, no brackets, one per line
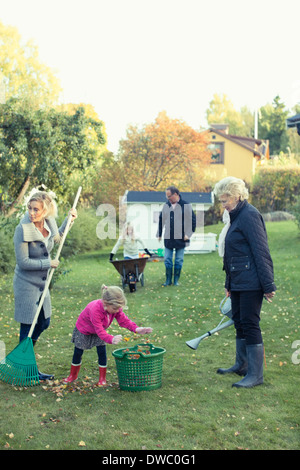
286,113,300,135
121,190,217,254
204,124,269,182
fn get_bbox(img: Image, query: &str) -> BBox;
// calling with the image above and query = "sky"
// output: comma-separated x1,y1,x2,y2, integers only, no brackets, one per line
1,0,300,153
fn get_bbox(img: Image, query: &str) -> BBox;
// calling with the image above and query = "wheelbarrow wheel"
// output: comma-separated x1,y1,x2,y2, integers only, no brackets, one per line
129,283,136,292
140,273,144,286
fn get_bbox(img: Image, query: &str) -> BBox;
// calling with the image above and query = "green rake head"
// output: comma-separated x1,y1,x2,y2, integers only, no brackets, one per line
0,338,40,387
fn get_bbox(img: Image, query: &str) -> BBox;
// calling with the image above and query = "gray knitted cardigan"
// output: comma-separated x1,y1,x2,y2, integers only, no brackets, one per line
13,212,68,324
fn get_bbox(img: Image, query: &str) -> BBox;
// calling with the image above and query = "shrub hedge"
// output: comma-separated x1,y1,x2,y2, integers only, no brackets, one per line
251,166,300,213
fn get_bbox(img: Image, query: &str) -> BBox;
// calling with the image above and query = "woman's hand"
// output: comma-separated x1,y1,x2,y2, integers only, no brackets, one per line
264,291,275,303
69,208,78,220
50,260,60,268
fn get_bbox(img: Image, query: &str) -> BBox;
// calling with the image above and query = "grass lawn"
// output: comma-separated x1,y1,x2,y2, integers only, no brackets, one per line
0,220,299,451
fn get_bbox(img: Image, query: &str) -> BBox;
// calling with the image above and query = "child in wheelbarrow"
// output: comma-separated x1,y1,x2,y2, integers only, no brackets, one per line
63,285,153,386
109,222,151,260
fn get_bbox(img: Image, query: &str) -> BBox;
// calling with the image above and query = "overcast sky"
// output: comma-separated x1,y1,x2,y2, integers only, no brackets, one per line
1,0,299,152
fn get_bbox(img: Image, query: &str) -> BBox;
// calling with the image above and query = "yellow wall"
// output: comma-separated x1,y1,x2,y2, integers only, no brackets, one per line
205,132,257,183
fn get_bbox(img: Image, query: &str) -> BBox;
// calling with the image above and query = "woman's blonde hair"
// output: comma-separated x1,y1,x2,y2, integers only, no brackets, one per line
122,222,135,241
101,284,127,310
28,191,57,218
213,177,249,201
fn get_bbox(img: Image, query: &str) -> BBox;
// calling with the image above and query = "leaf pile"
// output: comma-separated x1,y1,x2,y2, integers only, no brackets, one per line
42,378,119,399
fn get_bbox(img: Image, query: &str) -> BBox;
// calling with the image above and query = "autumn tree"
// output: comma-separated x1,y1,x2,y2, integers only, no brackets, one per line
117,111,211,192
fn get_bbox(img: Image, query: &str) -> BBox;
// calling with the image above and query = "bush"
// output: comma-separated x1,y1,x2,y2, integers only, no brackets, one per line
290,195,300,231
57,207,111,257
262,211,295,222
251,166,300,212
0,215,19,273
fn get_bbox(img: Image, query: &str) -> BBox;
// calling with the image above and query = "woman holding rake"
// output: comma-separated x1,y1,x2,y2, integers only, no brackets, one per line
13,190,77,381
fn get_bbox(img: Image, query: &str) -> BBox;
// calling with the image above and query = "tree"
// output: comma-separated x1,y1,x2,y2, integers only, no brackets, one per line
0,99,106,214
258,96,289,155
0,20,61,107
206,93,254,136
118,111,211,192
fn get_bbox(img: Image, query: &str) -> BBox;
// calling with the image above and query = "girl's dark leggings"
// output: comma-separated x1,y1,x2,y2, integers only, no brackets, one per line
230,290,264,345
72,345,107,367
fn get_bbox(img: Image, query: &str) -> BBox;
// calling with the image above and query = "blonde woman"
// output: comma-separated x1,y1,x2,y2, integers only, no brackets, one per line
213,177,276,388
64,284,153,386
13,191,77,380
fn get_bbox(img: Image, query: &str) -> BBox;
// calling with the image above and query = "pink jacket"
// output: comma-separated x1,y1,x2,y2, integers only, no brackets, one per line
75,299,138,344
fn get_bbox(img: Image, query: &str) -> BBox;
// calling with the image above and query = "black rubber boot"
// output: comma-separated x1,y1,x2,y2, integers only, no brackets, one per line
232,344,264,388
217,338,247,376
162,268,172,286
173,268,181,286
32,340,55,381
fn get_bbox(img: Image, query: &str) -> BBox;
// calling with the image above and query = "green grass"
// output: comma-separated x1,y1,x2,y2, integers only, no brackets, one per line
0,221,299,450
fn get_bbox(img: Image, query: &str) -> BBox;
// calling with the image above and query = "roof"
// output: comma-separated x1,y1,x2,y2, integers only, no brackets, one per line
208,128,269,158
286,114,300,135
286,113,300,126
124,190,213,205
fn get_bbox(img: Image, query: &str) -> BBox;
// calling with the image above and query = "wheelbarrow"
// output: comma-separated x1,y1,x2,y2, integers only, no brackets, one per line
111,258,148,292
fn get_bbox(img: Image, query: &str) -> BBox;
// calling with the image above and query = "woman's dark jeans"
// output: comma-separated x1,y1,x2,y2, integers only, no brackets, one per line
230,290,264,345
19,307,50,343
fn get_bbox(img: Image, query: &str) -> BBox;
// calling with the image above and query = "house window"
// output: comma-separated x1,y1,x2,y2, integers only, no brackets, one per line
208,142,224,164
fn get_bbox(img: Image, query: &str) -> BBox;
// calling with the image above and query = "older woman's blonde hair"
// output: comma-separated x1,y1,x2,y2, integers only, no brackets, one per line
27,191,58,218
213,177,249,201
101,284,127,310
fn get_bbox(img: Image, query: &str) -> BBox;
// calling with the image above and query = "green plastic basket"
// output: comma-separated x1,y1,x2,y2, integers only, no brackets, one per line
112,343,166,391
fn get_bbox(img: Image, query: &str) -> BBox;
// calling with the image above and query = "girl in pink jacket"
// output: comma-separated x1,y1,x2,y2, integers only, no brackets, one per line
64,284,152,386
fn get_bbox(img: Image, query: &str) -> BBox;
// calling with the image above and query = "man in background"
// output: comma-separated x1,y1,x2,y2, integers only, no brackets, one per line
157,186,196,286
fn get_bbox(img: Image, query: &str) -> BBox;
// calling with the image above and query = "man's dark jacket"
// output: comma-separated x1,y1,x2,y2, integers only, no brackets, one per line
157,196,196,250
224,200,276,293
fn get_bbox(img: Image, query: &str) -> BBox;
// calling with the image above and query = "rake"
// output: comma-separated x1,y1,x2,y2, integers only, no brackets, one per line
0,187,82,387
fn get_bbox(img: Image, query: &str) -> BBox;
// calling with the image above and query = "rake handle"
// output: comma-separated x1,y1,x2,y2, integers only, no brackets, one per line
27,186,82,339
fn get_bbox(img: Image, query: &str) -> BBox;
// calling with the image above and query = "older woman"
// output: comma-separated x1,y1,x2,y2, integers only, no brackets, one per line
213,177,276,388
13,191,77,380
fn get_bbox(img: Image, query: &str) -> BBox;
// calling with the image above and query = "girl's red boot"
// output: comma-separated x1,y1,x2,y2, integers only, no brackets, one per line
97,366,107,386
63,364,81,383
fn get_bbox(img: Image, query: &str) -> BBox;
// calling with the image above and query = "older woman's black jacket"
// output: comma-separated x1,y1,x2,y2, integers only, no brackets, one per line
224,200,276,293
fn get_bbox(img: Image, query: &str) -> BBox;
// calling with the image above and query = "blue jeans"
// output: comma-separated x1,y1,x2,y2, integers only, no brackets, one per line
164,247,185,270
